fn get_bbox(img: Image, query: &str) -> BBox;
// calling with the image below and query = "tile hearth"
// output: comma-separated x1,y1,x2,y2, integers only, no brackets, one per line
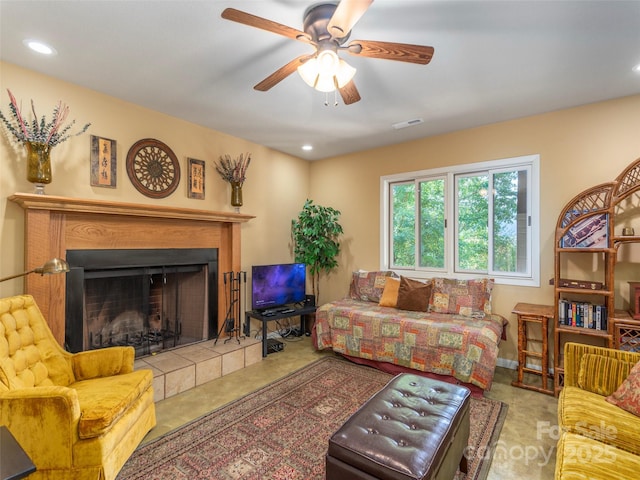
134,337,262,402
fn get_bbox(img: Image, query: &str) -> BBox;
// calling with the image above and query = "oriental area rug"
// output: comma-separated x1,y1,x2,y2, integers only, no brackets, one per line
118,357,507,480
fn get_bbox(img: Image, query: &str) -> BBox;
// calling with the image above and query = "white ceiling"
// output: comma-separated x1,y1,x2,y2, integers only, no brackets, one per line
1,0,639,161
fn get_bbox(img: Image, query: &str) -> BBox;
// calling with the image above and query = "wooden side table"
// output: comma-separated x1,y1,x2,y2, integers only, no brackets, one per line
512,302,555,395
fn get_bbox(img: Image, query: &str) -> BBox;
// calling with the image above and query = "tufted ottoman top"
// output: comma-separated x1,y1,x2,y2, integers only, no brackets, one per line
327,374,471,480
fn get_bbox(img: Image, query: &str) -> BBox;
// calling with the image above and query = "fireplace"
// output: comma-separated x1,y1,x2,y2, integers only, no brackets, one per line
65,248,218,357
9,193,253,348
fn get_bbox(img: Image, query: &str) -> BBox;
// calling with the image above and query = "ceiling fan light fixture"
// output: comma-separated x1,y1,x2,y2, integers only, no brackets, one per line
298,58,320,87
317,49,339,73
315,73,338,93
335,59,356,87
297,54,356,93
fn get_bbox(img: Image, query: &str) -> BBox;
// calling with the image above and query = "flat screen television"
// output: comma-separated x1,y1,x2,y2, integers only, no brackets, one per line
251,263,306,311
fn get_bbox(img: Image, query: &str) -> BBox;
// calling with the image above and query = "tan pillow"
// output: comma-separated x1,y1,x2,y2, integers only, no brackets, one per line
396,277,432,312
578,354,635,397
379,277,400,307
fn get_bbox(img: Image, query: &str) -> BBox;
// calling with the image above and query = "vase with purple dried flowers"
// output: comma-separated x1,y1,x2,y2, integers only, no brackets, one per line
0,89,90,194
214,153,251,211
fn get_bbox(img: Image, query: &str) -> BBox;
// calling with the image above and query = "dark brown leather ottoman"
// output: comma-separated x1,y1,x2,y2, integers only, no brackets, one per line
326,374,470,480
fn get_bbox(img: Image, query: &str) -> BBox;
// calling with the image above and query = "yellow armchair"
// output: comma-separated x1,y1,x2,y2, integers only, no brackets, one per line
0,295,156,480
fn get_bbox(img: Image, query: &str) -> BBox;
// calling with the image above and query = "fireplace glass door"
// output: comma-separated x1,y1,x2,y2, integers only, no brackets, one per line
65,248,217,358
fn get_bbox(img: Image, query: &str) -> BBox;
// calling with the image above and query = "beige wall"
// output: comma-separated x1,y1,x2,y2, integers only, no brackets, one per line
310,94,640,362
3,60,640,364
0,62,310,306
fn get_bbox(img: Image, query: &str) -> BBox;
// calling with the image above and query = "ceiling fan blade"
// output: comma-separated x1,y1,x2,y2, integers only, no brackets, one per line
346,40,434,65
221,8,312,43
254,55,315,91
339,79,361,105
327,0,374,41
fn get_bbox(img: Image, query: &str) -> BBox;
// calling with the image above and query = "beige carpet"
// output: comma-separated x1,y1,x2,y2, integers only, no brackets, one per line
118,356,507,480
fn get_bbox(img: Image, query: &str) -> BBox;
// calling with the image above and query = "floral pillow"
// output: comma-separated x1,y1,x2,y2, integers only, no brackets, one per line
349,270,398,303
606,360,640,417
429,278,494,318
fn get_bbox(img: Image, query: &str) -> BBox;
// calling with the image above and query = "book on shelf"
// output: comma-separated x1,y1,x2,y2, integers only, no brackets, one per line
558,299,608,330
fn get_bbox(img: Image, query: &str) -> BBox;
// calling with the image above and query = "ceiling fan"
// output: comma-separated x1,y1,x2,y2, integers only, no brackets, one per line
221,0,434,105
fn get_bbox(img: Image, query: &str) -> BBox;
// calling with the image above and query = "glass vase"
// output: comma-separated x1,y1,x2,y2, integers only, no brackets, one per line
25,141,52,194
230,182,243,210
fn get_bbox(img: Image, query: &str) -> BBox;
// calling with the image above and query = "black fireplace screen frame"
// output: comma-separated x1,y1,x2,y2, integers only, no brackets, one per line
65,248,218,354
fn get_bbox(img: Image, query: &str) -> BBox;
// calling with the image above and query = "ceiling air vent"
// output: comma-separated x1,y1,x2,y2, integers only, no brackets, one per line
391,118,424,130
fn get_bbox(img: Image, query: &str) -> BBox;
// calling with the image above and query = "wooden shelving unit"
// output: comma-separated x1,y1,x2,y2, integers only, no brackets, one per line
553,157,640,396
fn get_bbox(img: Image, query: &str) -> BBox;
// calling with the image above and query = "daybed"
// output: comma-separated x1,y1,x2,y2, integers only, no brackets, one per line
313,271,507,391
556,342,640,479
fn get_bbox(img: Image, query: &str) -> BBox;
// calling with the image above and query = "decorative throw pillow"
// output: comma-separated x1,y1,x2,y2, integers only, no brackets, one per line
607,360,640,416
396,276,432,312
578,354,635,397
429,278,493,318
379,277,401,307
349,270,397,303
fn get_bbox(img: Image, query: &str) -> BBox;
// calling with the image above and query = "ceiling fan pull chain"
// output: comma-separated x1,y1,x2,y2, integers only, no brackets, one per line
324,92,329,107
334,89,339,107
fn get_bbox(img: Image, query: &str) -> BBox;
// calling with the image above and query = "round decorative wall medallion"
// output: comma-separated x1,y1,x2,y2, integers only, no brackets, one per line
126,138,180,198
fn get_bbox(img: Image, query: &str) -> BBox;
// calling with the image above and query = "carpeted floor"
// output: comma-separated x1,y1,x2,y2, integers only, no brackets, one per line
118,356,507,480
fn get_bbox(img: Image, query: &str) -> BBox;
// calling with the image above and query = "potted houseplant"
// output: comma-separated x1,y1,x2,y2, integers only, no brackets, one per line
213,152,251,210
291,199,343,304
0,89,90,194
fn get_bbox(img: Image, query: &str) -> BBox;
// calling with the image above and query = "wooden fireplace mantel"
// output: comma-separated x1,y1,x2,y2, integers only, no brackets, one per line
9,192,255,346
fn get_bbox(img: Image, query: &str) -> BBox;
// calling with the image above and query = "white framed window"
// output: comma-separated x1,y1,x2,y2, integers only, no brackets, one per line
380,154,540,287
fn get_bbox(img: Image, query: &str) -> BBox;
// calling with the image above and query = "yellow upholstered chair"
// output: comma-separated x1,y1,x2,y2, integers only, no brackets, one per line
556,342,640,479
0,294,156,480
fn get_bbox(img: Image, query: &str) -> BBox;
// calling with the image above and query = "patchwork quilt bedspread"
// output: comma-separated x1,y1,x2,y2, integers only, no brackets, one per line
313,298,505,390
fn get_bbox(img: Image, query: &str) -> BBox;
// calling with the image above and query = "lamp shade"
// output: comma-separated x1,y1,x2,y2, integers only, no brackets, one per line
298,51,356,93
36,258,70,276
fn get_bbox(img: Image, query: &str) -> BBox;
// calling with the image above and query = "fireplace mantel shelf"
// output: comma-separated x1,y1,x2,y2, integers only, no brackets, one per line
9,193,255,223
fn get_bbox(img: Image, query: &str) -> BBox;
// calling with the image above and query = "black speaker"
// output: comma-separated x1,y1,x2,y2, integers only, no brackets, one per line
305,294,316,306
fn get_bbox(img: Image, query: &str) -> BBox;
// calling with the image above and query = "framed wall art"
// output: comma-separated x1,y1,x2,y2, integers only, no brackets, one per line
90,135,117,188
188,158,205,199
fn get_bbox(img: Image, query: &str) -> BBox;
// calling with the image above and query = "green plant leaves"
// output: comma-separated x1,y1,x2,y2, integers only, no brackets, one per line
291,199,343,302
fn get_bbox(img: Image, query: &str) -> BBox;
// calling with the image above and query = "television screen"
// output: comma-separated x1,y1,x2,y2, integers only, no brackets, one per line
251,263,306,311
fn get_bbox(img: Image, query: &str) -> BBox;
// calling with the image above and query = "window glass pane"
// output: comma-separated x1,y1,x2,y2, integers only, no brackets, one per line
382,154,538,286
419,178,445,268
456,174,488,271
493,169,528,273
392,182,415,267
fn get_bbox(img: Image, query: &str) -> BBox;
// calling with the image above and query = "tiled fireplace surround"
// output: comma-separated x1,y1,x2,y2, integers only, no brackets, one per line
9,193,261,401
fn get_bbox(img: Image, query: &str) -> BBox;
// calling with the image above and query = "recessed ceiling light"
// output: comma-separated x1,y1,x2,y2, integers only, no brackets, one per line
302,145,313,151
23,39,57,55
